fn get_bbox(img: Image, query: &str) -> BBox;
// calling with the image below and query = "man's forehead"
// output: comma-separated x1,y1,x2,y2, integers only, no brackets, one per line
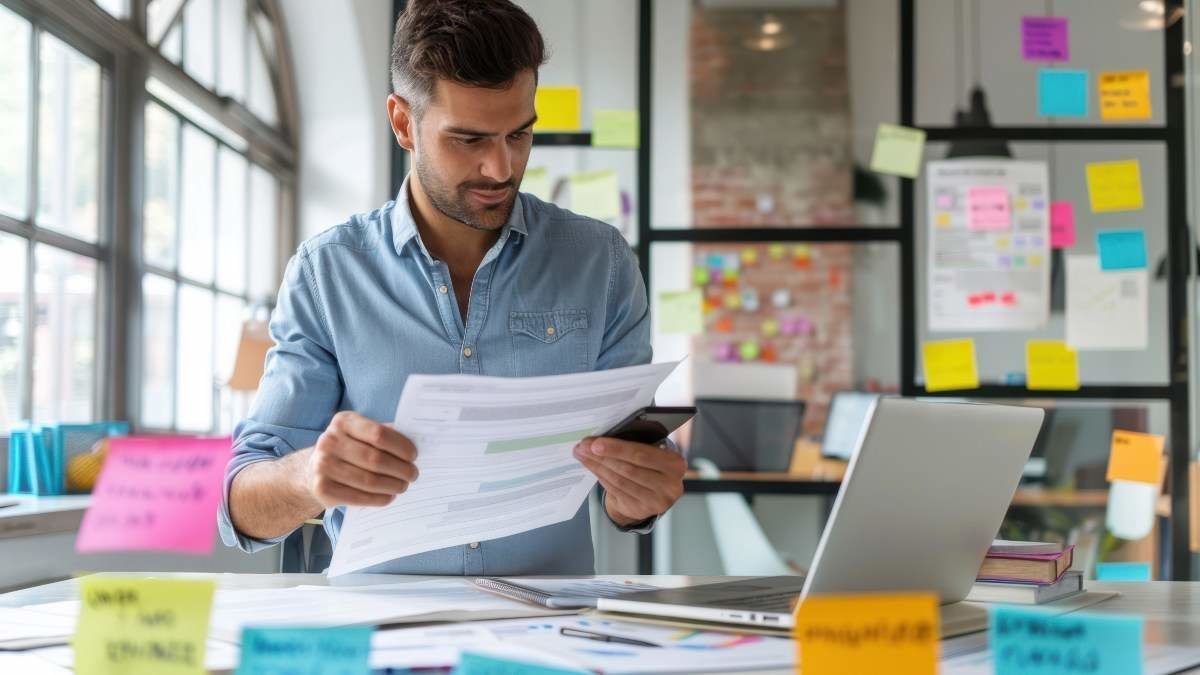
430,71,537,132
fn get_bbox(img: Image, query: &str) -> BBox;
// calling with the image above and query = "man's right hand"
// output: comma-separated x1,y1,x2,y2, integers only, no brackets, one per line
306,411,419,508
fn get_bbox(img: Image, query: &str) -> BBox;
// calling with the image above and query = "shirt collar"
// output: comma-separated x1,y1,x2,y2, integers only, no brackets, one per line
391,174,528,260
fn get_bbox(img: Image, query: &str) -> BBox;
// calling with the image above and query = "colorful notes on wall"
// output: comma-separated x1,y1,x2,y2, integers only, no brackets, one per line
1095,562,1153,582
870,124,926,179
1026,340,1080,391
1099,70,1152,121
75,437,231,554
1107,430,1165,485
1021,16,1069,61
521,166,553,202
1049,201,1076,248
657,289,703,336
1096,229,1148,271
1086,160,1143,213
75,577,215,675
568,169,620,221
990,607,1143,675
966,186,1012,231
533,86,581,131
236,626,373,675
592,109,639,148
794,593,939,675
922,339,979,393
1038,70,1088,117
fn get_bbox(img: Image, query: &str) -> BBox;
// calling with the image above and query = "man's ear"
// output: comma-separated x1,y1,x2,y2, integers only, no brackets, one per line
387,94,417,152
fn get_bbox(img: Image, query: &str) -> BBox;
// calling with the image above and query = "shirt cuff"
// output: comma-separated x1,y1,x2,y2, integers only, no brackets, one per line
601,488,659,534
218,456,293,553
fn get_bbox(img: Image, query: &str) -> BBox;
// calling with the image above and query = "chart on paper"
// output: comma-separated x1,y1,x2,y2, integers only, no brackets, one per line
328,361,682,576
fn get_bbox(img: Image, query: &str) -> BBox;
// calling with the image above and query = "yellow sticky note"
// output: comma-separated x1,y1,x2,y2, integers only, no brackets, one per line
922,339,979,393
1107,430,1165,485
794,593,939,675
568,169,620,221
740,247,759,266
768,243,787,260
521,166,553,202
1086,160,1143,213
1026,340,1080,391
657,289,702,336
1099,70,1152,121
75,577,214,675
534,86,582,131
870,123,926,179
592,109,639,148
935,213,951,227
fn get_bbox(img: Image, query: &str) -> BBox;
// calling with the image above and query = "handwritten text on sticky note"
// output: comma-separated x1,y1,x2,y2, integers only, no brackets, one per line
1086,160,1143,213
967,186,1012,231
1107,429,1165,485
870,124,926,179
592,109,639,148
991,607,1143,675
533,86,581,131
1050,202,1076,248
923,339,979,393
1021,17,1069,61
794,593,939,675
1026,340,1080,391
1096,229,1148,271
75,577,215,675
1099,70,1152,121
76,437,231,554
237,626,373,675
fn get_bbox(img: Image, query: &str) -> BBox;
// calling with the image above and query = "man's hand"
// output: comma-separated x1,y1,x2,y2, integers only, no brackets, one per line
573,436,686,528
306,411,419,508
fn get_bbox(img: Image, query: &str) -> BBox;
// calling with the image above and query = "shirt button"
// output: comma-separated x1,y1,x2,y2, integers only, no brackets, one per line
546,326,556,336
438,284,448,294
463,346,473,358
469,542,479,549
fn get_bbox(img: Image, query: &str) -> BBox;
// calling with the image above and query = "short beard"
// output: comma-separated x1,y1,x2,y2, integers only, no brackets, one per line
415,158,516,232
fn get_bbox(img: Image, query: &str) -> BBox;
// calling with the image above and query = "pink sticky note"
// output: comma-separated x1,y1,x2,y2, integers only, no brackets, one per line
1050,201,1076,249
967,186,1012,231
76,436,232,554
1021,16,1069,62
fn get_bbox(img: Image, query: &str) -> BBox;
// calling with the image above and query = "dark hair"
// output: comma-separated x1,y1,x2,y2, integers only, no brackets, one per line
391,0,547,117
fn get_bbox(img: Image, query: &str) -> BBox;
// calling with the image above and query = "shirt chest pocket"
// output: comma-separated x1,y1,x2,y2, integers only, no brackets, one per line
509,309,591,376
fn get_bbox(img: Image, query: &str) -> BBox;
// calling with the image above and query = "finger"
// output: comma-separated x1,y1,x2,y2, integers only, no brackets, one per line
578,452,662,493
578,453,658,504
331,412,418,461
322,433,419,483
320,455,412,496
585,437,686,474
312,476,395,508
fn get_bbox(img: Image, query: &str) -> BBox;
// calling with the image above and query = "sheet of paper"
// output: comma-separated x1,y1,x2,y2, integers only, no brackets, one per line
870,123,926,178
1026,340,1080,391
29,640,240,673
1050,201,1076,248
1099,70,1152,121
1107,430,1165,484
1065,256,1148,350
457,651,583,675
794,593,939,675
75,436,231,554
1086,160,1143,212
1096,562,1152,582
943,642,1200,675
592,110,639,148
1021,17,1069,61
1096,229,1148,270
533,86,581,131
329,361,681,576
237,626,372,675
0,607,76,645
74,577,215,675
522,167,553,202
989,607,1142,675
926,160,1050,332
922,339,979,393
0,653,72,674
657,290,702,335
569,169,621,221
1038,69,1088,117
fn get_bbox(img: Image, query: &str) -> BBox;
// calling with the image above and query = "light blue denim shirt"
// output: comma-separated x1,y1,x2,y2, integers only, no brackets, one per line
217,176,652,575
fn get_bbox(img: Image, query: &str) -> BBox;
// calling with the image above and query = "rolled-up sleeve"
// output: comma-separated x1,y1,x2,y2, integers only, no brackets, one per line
218,248,344,552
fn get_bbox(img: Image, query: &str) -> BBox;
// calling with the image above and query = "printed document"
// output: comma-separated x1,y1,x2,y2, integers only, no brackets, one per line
328,361,682,576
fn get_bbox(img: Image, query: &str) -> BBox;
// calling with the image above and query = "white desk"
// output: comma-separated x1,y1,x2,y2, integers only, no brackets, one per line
2,573,1199,674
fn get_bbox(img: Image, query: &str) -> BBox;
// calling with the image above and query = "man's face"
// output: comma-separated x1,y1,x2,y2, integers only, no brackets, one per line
410,70,537,231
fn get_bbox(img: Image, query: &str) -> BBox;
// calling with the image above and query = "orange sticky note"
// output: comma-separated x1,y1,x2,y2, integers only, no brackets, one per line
794,593,939,675
1107,430,1165,485
1099,70,1152,121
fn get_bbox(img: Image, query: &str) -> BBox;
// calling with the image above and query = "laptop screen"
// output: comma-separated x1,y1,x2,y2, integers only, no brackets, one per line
820,392,879,460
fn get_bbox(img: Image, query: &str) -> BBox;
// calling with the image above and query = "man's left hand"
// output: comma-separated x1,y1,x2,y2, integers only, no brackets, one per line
573,436,687,528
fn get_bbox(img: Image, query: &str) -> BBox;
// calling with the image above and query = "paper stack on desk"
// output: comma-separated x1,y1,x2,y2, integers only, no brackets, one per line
329,361,682,577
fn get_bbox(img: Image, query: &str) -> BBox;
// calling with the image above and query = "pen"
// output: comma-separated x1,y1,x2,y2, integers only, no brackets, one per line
559,627,661,648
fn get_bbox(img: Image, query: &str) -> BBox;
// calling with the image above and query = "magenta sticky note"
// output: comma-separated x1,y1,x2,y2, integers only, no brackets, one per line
1050,201,1076,248
1022,16,1069,62
76,436,232,554
967,186,1012,231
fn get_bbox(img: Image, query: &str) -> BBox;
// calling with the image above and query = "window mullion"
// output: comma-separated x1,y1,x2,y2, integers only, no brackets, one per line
20,239,35,422
20,25,41,422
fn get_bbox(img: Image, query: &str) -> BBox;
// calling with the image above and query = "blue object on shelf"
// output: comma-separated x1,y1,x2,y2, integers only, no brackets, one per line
6,421,130,496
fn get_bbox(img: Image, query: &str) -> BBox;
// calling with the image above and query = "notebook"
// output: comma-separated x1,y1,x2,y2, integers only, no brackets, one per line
474,578,661,609
965,570,1084,605
977,545,1075,584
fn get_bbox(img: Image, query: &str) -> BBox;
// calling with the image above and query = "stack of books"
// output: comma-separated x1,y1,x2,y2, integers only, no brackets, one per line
966,540,1082,605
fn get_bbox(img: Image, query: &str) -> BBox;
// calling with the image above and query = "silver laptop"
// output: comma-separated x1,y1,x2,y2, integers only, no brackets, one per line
598,398,1044,629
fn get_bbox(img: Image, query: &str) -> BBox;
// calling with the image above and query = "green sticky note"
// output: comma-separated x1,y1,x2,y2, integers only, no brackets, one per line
75,577,215,675
658,289,702,335
739,340,761,361
870,123,926,178
592,109,639,148
237,626,372,675
693,266,710,286
521,166,553,202
569,169,621,221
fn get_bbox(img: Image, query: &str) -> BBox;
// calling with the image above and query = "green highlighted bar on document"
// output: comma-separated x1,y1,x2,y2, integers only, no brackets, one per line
485,428,596,454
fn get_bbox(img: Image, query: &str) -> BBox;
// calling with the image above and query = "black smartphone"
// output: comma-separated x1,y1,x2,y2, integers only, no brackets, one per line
598,406,697,447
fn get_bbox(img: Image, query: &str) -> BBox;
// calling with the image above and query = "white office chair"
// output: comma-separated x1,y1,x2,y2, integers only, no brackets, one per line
693,458,797,576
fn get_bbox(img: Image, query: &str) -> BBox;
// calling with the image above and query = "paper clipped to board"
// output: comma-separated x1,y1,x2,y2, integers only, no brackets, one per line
793,592,939,675
236,626,373,675
1107,430,1165,485
990,607,1143,675
1065,255,1148,351
922,339,979,393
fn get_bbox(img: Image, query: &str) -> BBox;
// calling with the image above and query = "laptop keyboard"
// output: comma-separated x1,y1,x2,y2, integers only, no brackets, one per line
709,591,799,613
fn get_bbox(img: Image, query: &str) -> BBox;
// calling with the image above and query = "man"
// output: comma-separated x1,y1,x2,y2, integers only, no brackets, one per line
218,0,686,575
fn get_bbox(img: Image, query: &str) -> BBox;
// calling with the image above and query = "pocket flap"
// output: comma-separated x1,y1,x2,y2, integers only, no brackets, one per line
509,309,589,344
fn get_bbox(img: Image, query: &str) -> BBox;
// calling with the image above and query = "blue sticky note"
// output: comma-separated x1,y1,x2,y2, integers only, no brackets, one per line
1096,230,1148,270
1096,562,1152,581
1038,69,1089,117
237,626,372,675
991,607,1143,675
456,652,583,675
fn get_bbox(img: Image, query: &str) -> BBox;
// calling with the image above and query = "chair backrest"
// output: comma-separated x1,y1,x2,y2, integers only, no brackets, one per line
692,458,794,576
